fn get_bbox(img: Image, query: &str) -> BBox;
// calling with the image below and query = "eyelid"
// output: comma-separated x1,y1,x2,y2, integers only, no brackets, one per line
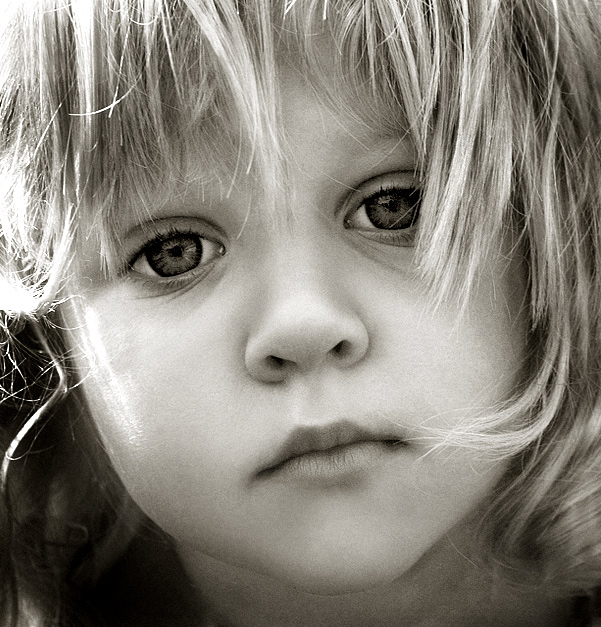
341,170,421,227
343,170,421,214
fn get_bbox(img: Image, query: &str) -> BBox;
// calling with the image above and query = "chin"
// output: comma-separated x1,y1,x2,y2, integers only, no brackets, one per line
256,553,412,597
286,575,398,596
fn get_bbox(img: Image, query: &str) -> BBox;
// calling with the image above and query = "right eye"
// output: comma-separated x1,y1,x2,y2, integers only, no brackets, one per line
130,229,225,279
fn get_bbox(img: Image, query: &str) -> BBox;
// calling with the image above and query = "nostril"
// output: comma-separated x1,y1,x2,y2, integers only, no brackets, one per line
265,342,350,371
267,355,286,368
332,340,349,358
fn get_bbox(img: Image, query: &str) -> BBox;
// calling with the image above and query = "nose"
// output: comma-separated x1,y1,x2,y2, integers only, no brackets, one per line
244,269,369,384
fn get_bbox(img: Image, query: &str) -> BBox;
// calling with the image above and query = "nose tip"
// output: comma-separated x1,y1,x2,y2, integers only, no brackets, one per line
244,307,369,383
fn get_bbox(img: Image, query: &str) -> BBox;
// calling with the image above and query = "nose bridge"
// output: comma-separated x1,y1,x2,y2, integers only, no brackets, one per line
250,191,338,296
255,224,348,336
265,221,330,295
244,225,369,383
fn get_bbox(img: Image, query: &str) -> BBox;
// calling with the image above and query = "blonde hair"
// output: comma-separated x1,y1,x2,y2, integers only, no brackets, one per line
1,0,601,621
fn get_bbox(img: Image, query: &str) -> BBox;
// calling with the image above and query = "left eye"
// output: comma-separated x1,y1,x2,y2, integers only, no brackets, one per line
344,172,421,244
131,232,224,278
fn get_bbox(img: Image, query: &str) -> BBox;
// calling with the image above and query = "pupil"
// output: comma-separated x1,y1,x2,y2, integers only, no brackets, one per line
366,189,420,230
147,235,203,277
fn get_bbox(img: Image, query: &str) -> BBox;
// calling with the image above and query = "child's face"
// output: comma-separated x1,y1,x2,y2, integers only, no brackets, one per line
63,52,528,594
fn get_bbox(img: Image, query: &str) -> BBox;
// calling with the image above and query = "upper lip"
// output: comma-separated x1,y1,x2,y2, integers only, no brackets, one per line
258,419,406,475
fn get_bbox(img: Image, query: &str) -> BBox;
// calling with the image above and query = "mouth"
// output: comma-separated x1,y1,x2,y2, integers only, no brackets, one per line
257,420,407,480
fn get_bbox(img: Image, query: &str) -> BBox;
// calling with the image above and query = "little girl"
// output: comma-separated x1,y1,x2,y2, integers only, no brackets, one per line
2,0,601,625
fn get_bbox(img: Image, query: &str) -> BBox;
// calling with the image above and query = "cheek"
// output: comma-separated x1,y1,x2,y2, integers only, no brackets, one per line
62,295,242,520
409,267,527,420
406,316,525,421
357,277,527,433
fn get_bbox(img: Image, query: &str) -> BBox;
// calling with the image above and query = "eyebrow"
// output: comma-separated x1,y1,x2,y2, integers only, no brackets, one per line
313,133,419,194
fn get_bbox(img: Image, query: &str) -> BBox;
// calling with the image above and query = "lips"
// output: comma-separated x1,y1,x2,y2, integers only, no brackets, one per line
258,420,406,476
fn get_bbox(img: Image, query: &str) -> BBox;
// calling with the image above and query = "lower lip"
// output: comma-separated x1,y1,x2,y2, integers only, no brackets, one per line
262,441,405,483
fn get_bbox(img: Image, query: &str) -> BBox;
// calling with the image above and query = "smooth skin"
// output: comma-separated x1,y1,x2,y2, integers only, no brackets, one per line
62,51,569,627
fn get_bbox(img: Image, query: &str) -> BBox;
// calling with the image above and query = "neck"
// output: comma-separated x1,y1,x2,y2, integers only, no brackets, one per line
179,537,570,627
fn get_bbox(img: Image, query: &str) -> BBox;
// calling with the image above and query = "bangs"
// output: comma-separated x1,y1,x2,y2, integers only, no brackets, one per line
0,0,517,310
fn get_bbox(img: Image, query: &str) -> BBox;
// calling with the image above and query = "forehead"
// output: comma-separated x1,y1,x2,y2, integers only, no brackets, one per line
277,24,412,133
278,58,412,158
